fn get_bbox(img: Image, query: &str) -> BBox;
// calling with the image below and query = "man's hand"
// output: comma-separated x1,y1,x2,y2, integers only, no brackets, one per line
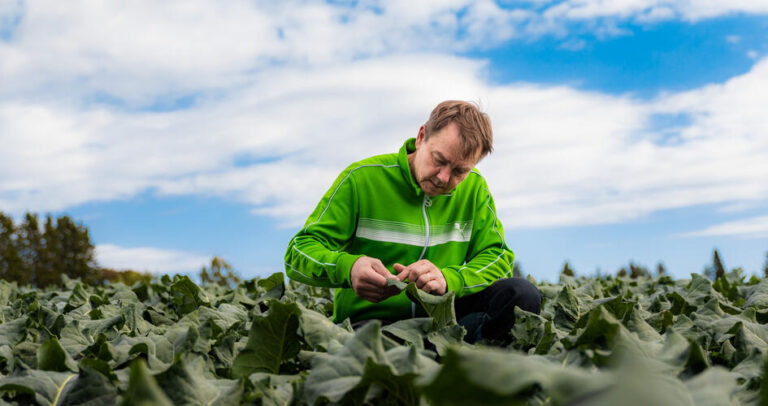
350,256,401,303
394,259,447,295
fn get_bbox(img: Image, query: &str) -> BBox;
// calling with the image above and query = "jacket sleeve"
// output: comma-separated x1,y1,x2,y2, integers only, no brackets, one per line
441,179,514,297
284,166,363,288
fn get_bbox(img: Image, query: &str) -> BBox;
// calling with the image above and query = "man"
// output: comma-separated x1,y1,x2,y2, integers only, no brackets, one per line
285,100,541,343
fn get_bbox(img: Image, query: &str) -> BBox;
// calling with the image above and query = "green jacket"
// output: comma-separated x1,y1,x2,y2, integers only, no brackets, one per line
284,138,514,323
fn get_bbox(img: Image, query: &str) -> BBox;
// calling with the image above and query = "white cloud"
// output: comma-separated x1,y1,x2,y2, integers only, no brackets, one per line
4,54,768,230
540,0,768,23
2,1,766,109
95,244,210,274
0,1,525,105
679,215,768,238
1,2,768,232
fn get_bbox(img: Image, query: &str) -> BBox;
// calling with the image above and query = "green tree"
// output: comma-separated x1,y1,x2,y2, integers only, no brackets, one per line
200,256,241,287
713,249,726,279
0,211,103,287
629,262,650,279
54,215,98,284
704,249,726,280
763,252,768,279
40,215,63,286
513,261,523,278
656,262,667,276
17,213,45,286
0,213,23,283
561,261,575,277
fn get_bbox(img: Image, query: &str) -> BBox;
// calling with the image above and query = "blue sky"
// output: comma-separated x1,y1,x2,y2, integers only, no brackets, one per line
1,1,767,282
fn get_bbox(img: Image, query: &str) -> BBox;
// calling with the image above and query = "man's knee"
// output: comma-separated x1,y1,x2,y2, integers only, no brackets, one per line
490,277,542,314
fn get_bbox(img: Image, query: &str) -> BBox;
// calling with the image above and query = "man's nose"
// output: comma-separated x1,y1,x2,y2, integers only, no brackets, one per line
436,167,451,184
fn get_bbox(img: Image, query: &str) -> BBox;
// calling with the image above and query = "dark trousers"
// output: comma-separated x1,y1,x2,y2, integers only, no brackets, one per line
455,277,542,343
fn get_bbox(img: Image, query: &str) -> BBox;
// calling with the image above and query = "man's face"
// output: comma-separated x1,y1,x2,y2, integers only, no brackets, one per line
409,122,482,196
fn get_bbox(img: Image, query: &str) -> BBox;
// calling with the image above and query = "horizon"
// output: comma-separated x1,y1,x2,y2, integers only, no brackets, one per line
2,1,767,282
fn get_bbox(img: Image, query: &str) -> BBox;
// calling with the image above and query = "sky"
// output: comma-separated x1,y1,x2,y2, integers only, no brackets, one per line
1,0,767,282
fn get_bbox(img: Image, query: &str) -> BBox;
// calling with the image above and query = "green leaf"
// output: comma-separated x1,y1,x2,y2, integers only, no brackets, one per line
58,365,118,406
257,272,286,300
351,354,421,405
155,355,244,406
249,373,304,406
0,318,26,347
304,321,389,404
0,368,78,406
170,276,210,316
382,318,431,349
386,279,457,329
232,300,301,377
419,346,609,406
64,283,90,313
381,317,464,356
37,337,78,372
425,325,465,356
297,303,353,351
553,284,583,331
567,361,696,406
759,355,768,406
121,303,155,336
119,359,173,406
685,367,740,406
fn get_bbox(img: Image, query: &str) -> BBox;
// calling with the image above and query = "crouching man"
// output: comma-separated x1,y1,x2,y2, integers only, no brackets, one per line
285,100,541,343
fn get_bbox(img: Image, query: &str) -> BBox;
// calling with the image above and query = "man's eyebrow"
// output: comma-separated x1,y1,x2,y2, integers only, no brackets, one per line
434,151,472,171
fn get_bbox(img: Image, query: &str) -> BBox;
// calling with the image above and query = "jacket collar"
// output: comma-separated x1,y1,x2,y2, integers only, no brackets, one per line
398,138,423,197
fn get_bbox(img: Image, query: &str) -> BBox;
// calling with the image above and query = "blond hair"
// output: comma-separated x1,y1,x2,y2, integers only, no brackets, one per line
424,100,493,159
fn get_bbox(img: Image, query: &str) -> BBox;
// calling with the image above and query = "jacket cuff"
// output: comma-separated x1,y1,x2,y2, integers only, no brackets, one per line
441,267,465,295
336,253,363,287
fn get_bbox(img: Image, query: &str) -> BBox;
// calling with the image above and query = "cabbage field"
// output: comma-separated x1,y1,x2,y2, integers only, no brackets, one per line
0,270,767,405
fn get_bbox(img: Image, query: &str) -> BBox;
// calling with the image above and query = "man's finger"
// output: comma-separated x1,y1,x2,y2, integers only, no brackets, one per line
396,266,411,282
424,280,439,294
415,271,434,288
360,269,388,287
407,266,423,281
393,263,409,281
371,260,395,280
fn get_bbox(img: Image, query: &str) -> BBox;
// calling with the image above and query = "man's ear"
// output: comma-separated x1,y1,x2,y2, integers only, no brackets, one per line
415,126,426,148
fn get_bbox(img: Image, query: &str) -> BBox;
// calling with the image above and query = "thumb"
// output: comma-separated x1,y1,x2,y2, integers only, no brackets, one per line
393,263,406,273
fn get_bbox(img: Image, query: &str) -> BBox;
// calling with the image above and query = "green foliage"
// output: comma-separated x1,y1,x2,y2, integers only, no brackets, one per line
763,252,768,279
658,262,668,276
200,256,242,287
0,211,153,287
705,248,728,280
561,261,575,277
232,300,301,377
617,261,651,279
3,261,768,404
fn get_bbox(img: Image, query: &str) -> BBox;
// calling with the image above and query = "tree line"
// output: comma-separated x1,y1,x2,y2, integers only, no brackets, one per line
556,249,768,280
3,210,764,288
0,212,151,287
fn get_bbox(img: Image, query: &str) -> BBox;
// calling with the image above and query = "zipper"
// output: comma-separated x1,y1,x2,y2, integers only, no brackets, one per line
414,194,432,317
417,195,431,260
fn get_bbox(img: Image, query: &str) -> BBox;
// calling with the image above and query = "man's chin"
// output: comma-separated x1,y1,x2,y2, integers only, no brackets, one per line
422,181,449,196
